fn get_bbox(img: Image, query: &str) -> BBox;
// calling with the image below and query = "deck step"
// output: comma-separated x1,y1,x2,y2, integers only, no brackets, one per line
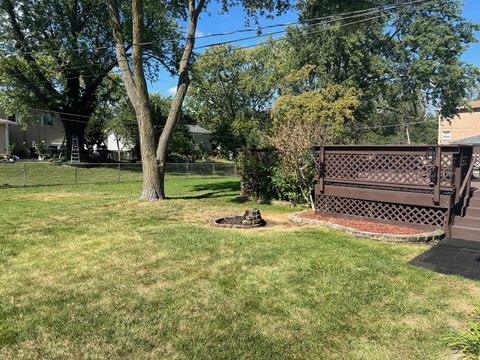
469,197,480,207
451,225,480,242
454,216,480,228
466,207,480,218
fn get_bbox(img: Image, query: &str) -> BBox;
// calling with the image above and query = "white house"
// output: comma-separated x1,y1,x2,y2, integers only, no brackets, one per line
105,124,213,154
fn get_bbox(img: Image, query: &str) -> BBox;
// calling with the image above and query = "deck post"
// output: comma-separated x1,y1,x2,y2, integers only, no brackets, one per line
453,148,464,204
319,146,325,193
433,146,442,205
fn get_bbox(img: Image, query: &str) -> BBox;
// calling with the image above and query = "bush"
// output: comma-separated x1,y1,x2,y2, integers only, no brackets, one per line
445,306,480,359
235,148,277,200
271,160,315,205
268,83,361,207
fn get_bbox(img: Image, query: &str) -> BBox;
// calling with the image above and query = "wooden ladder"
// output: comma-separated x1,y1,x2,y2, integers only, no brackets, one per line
71,136,80,163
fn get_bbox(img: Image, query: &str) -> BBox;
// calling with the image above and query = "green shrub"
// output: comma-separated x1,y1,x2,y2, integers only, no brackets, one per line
235,148,278,200
445,306,480,359
271,162,315,205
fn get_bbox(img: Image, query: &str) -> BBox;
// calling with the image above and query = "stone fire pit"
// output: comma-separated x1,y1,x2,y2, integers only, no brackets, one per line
213,209,266,228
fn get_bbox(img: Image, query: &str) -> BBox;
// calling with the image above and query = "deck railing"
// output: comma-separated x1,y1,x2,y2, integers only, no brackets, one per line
312,145,475,230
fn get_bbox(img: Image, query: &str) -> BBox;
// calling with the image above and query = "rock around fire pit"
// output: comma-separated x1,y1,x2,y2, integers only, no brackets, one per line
213,209,266,228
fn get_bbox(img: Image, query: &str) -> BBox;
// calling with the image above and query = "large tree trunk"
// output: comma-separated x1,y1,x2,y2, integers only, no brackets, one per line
137,103,162,199
108,0,162,200
155,0,204,197
108,0,205,200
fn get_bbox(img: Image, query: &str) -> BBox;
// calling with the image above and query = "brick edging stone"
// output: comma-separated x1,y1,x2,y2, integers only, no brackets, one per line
288,211,445,243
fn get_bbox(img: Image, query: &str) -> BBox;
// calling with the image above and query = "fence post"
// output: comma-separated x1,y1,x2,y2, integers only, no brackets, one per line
212,162,216,177
186,162,189,177
117,163,121,183
74,164,78,185
23,162,27,187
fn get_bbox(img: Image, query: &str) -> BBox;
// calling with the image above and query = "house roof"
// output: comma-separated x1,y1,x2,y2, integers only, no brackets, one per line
437,100,480,113
452,135,480,145
187,124,211,135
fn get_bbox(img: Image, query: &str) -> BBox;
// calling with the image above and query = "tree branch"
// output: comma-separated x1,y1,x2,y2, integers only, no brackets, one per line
3,0,60,101
106,0,137,103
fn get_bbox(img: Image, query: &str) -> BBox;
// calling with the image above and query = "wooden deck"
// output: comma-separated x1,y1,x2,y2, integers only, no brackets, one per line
312,145,478,236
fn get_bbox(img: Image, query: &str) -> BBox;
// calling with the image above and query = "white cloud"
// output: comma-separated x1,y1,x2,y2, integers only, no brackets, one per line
167,86,177,96
196,30,205,37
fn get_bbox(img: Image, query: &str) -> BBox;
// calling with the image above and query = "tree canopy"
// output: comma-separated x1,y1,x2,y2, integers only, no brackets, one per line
286,0,479,127
187,43,284,154
0,0,182,156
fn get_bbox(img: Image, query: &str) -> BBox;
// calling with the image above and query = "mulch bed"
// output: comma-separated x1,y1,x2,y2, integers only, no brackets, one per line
300,211,426,235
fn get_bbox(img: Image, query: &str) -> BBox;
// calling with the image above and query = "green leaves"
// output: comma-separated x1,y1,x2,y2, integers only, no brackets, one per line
187,43,284,155
269,83,361,204
286,0,479,139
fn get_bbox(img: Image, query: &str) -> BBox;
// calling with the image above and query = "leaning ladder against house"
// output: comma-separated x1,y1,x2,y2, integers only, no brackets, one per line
71,136,80,163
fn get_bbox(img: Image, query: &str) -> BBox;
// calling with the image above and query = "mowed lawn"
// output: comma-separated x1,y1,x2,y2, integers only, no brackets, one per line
0,177,479,359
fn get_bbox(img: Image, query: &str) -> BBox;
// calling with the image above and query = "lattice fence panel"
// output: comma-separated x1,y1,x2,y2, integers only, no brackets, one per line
440,154,455,187
315,152,456,187
315,194,448,227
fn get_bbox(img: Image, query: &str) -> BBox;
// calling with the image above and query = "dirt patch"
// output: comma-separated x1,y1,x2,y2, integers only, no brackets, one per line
300,211,427,235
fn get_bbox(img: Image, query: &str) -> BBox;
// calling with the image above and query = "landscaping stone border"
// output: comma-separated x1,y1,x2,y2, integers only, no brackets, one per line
288,211,445,243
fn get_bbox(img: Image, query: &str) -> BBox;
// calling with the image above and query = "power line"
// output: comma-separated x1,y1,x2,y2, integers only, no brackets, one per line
0,0,432,88
1,8,386,79
22,104,440,134
194,2,410,50
2,0,432,59
193,13,387,59
1,12,387,88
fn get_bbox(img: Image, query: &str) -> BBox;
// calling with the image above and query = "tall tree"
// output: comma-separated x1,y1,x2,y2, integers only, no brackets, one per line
107,0,291,200
286,0,479,141
0,0,180,159
187,43,284,155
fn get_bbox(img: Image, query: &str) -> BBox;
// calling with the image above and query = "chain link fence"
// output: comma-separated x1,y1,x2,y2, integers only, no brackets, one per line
0,162,237,188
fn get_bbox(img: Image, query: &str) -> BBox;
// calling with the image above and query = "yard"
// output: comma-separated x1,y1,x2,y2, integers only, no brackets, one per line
1,176,479,359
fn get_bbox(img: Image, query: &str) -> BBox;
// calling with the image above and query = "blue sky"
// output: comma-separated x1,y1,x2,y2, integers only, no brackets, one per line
149,0,480,96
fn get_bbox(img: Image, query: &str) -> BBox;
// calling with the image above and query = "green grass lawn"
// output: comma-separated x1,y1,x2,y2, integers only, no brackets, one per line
0,177,478,359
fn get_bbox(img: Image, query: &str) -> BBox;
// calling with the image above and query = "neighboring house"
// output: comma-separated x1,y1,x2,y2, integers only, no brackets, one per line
106,133,133,152
0,112,17,155
187,124,212,151
105,124,213,153
438,100,480,145
0,109,65,157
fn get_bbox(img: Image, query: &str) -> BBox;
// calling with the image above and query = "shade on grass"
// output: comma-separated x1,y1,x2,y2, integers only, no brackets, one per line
0,177,479,359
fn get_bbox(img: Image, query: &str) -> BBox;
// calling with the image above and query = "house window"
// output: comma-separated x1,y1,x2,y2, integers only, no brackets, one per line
441,131,451,141
41,114,55,127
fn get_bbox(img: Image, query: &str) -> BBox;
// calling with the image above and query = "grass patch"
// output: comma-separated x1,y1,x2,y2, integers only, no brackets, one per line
445,305,480,359
0,176,479,359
